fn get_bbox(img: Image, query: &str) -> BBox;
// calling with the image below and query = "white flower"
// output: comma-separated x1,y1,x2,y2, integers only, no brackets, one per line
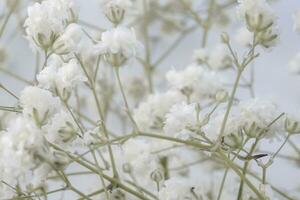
56,59,87,93
164,102,197,140
24,0,78,49
133,91,184,132
159,177,206,200
237,0,276,32
43,111,78,145
37,57,87,96
235,27,253,47
20,86,62,125
101,0,132,23
53,23,83,55
207,44,232,70
289,52,300,74
238,98,283,139
122,138,160,186
166,65,225,101
204,98,282,140
293,9,300,33
96,26,143,65
192,48,208,64
0,117,50,197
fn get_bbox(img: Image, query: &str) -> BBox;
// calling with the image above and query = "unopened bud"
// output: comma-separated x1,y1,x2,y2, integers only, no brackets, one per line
122,163,132,173
243,122,266,138
221,32,230,44
215,90,228,103
284,116,300,134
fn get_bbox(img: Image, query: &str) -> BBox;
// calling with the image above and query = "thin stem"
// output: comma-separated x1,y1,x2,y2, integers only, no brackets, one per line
237,138,260,200
114,67,139,131
0,83,19,100
0,10,12,38
75,53,119,180
217,70,242,141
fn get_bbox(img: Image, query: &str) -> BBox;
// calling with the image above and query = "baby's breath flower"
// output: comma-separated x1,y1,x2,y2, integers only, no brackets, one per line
101,0,132,24
24,0,78,50
37,56,87,98
235,27,253,47
95,26,143,66
52,23,83,55
20,86,62,126
166,65,225,101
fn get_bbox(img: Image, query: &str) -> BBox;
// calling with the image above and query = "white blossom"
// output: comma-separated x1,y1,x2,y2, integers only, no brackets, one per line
133,91,184,132
159,177,206,200
235,27,253,47
20,86,62,125
52,23,83,55
0,117,50,198
24,0,78,49
37,57,87,96
237,0,276,32
95,26,143,65
207,44,232,70
166,65,225,101
164,102,197,140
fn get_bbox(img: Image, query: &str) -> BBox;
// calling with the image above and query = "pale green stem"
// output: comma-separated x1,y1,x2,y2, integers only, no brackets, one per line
114,66,139,132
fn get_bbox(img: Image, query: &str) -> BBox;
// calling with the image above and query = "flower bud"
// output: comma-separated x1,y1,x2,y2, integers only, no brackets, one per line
222,132,243,150
221,32,230,44
150,169,164,183
284,116,300,134
215,90,228,103
122,163,132,174
53,24,82,55
243,122,266,138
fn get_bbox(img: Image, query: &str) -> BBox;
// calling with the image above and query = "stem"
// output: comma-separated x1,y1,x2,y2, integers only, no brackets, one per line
114,67,139,131
0,83,19,100
49,143,153,200
0,10,12,38
75,53,119,180
217,70,242,141
237,138,260,200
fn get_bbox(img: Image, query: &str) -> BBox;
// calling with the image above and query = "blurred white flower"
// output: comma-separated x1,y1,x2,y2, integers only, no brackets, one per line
207,44,232,70
164,102,197,140
235,27,253,47
52,23,83,55
237,0,276,32
133,91,184,132
166,65,225,101
293,9,300,33
159,177,206,200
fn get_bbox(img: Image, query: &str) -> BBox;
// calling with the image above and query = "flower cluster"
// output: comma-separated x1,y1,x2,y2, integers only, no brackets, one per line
0,0,299,199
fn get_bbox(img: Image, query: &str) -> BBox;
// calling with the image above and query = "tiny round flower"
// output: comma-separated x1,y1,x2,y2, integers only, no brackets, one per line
207,44,232,70
235,27,253,47
237,0,276,32
101,0,132,24
52,23,83,55
95,26,143,66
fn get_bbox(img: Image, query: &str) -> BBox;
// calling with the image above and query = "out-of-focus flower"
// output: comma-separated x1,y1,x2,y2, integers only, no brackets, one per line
289,52,300,74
